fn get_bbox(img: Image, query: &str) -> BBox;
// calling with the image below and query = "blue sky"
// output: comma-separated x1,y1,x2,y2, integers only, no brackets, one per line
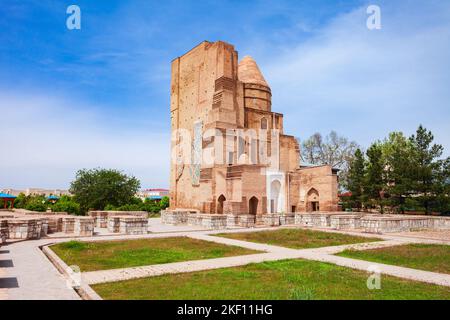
1,0,449,189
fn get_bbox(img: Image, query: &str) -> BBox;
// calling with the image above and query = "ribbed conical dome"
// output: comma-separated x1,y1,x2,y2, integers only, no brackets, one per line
238,55,269,87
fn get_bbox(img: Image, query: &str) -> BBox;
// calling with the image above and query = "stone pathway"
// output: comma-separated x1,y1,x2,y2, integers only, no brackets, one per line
1,223,450,300
0,240,79,300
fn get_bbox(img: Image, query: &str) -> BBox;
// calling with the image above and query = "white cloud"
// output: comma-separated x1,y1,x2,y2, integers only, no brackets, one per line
261,2,450,153
0,90,170,189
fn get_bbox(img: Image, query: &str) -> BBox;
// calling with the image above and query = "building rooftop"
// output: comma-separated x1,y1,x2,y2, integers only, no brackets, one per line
238,55,269,87
0,193,16,199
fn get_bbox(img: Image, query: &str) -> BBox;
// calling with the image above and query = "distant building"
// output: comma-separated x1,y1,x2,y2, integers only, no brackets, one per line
137,188,169,201
0,188,70,197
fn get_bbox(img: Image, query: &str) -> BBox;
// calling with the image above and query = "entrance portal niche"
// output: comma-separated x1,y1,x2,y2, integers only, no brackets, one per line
306,188,320,212
270,180,281,213
266,171,286,214
249,196,258,215
217,195,226,214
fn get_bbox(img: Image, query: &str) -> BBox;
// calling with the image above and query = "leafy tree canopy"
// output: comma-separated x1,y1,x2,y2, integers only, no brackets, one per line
300,131,359,190
69,168,141,213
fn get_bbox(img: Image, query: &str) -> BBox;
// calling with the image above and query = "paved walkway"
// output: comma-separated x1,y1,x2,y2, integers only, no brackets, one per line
1,222,450,299
0,240,79,300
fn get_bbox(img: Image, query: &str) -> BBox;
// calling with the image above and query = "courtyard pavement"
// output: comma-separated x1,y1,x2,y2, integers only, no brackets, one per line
1,219,450,300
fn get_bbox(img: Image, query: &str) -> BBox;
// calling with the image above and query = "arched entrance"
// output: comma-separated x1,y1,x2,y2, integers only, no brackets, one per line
217,195,226,214
306,188,320,212
249,196,258,215
270,180,281,213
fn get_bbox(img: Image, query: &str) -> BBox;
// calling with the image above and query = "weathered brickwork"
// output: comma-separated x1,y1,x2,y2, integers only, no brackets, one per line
107,216,148,235
74,217,95,237
279,213,295,225
360,216,450,234
0,219,8,243
330,215,362,230
119,216,148,235
262,214,281,226
238,215,256,228
166,40,339,223
89,211,148,228
7,218,42,239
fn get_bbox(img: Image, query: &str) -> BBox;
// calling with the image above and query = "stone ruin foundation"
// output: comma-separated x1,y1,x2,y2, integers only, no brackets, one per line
7,218,42,240
330,215,362,230
0,219,8,244
61,216,95,236
74,217,95,237
107,215,148,235
88,211,148,228
262,214,281,227
280,213,295,225
162,209,450,233
0,210,98,243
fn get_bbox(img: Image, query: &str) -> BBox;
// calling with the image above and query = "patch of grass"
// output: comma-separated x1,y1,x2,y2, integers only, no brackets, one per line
92,259,450,300
338,243,450,274
216,228,381,249
51,237,259,272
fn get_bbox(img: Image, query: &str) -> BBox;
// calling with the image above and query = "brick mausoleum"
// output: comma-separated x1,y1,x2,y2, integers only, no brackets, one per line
165,40,339,225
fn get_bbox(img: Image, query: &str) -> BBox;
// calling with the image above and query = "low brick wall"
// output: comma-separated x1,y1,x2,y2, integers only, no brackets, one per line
0,219,8,244
330,215,361,230
187,214,202,226
430,216,450,229
40,217,49,237
0,212,16,219
74,217,95,237
89,211,148,228
62,217,76,234
88,211,108,228
238,215,255,228
7,218,42,239
118,216,148,235
107,216,148,234
311,213,331,227
262,214,281,226
280,213,295,225
361,216,431,233
107,216,121,233
62,217,94,236
226,214,239,227
200,215,227,229
295,213,314,226
161,210,198,225
47,216,64,233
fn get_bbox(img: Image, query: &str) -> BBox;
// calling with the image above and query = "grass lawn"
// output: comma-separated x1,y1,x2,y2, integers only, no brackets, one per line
51,237,259,272
92,259,450,300
338,243,450,274
216,228,381,249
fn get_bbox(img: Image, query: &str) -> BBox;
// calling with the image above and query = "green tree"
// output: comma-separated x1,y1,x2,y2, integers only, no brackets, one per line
159,196,170,210
346,148,365,209
409,125,448,214
69,168,141,214
25,195,47,212
364,143,385,212
52,195,81,215
13,193,28,209
300,131,359,191
381,132,415,213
